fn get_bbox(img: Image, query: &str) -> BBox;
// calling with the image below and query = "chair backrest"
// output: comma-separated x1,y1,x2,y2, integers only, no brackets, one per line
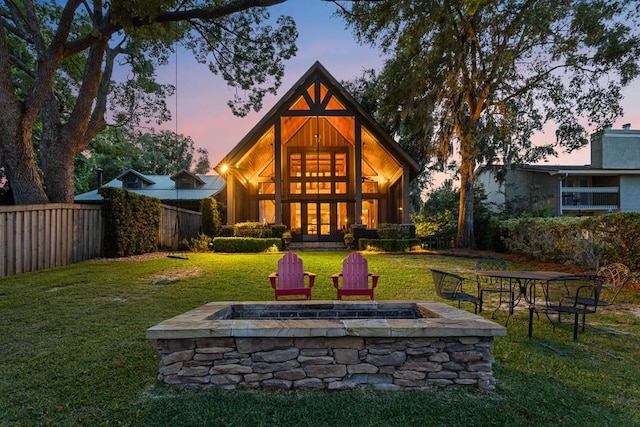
597,262,631,303
475,257,507,272
277,252,305,289
430,269,463,299
342,252,370,289
597,263,631,287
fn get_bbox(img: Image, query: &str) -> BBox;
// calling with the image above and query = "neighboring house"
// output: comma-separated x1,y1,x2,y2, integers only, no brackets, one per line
478,124,640,216
214,61,421,242
75,168,226,212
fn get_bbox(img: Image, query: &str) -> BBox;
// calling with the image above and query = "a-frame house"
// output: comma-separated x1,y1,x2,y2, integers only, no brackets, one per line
214,62,420,242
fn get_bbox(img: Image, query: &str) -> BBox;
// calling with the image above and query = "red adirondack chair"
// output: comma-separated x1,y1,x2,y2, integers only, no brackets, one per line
269,252,316,300
331,252,379,300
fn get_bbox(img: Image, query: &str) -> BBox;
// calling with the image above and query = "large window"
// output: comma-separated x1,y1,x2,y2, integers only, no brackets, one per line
290,202,301,234
259,200,276,224
362,199,378,229
287,151,348,196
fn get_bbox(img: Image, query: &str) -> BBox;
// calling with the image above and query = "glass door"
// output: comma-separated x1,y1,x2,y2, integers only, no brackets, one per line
304,202,331,238
286,149,350,241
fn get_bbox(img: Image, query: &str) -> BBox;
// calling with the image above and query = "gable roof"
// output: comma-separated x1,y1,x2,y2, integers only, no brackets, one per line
171,169,206,186
117,169,155,185
214,61,420,178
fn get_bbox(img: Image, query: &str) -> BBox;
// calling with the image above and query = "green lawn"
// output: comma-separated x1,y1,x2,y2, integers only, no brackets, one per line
1,251,639,426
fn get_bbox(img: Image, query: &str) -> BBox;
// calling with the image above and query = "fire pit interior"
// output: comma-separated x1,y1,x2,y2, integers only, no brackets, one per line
209,302,423,320
147,300,506,391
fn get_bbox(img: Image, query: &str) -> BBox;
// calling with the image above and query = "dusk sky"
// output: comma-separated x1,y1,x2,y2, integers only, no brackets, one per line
155,2,640,174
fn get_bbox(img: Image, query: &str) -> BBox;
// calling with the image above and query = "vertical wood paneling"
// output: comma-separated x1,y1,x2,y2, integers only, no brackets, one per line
158,204,201,249
0,204,103,277
6,212,15,275
0,203,197,277
50,207,58,269
37,210,45,270
60,208,68,267
0,213,6,276
15,210,24,274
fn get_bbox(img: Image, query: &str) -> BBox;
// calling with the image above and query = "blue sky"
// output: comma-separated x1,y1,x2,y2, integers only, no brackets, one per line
157,2,640,171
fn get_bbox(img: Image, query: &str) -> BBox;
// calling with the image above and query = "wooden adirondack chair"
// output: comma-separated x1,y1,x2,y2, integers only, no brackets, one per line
269,252,316,300
331,252,379,300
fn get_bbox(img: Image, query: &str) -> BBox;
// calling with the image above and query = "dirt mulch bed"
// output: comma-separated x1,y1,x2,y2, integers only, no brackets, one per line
424,248,588,275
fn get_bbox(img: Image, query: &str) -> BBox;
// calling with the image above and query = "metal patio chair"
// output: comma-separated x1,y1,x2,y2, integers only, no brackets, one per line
475,257,514,314
430,269,480,314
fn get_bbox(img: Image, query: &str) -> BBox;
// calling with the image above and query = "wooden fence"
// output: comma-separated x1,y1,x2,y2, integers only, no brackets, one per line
0,203,103,277
0,203,202,277
159,204,202,249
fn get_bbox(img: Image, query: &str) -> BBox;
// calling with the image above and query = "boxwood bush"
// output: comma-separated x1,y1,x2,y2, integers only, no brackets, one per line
270,224,286,239
358,238,421,252
234,222,271,238
377,223,401,239
212,237,283,253
376,223,417,239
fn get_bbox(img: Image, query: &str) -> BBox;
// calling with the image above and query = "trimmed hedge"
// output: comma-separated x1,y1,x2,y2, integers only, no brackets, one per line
377,223,417,239
99,187,160,257
377,223,400,239
352,224,379,240
358,238,421,252
270,224,286,239
234,222,272,238
500,213,640,270
219,225,235,237
212,237,283,253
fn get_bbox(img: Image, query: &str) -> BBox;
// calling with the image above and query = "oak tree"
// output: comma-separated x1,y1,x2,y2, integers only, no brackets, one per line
339,0,640,248
0,0,296,204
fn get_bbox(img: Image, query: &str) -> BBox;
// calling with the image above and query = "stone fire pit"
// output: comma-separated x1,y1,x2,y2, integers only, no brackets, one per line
146,300,506,391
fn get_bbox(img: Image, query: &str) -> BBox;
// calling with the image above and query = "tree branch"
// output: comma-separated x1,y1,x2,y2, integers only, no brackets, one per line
64,0,288,57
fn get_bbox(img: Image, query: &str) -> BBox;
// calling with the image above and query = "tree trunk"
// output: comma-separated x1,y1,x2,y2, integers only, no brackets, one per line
40,40,109,203
456,150,476,249
0,127,49,205
40,135,77,203
0,23,49,204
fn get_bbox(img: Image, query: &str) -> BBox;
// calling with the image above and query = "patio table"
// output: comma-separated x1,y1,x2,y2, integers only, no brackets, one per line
476,270,578,317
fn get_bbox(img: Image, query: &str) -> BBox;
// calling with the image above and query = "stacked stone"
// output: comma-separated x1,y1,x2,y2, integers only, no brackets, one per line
155,335,496,391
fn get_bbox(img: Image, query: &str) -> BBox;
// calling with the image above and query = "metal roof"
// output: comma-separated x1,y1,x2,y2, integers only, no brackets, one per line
74,173,226,202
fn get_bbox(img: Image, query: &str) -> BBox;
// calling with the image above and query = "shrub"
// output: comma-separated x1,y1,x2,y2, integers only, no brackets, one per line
358,238,421,252
234,222,271,238
182,233,214,252
377,223,401,239
270,224,286,239
201,196,222,238
352,224,379,240
99,187,160,257
219,225,235,237
400,224,416,239
500,213,640,270
265,244,280,253
212,237,283,253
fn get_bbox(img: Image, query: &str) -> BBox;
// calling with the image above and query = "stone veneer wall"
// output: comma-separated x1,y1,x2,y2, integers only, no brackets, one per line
155,335,496,391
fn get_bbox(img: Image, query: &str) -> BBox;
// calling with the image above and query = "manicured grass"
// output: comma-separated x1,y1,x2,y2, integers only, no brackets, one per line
1,251,639,426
